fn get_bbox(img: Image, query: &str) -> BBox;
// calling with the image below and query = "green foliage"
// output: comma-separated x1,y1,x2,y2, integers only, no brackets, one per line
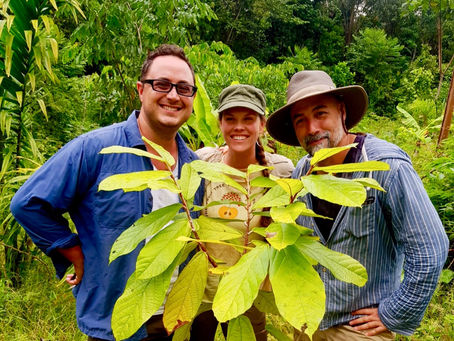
98,142,390,340
348,28,407,116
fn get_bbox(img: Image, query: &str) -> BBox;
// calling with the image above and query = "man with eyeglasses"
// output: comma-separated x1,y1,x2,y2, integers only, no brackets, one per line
10,44,203,341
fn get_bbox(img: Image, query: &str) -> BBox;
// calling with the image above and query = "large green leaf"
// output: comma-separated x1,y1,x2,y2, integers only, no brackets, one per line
213,244,270,322
191,160,246,178
275,178,303,197
99,145,164,162
250,176,276,188
227,315,256,341
109,203,182,263
163,251,208,334
172,321,192,341
252,185,290,209
271,202,331,223
269,246,325,337
196,215,242,240
179,163,201,201
142,136,176,167
247,164,273,175
302,174,366,207
111,256,179,340
310,143,357,166
295,237,368,286
312,161,390,173
353,178,386,192
136,220,190,279
98,171,174,192
265,223,301,250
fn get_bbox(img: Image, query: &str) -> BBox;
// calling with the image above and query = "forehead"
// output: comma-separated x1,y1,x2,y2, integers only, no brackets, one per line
290,94,339,116
145,55,194,84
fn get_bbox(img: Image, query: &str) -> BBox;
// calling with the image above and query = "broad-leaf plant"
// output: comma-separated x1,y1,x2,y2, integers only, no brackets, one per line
98,138,390,340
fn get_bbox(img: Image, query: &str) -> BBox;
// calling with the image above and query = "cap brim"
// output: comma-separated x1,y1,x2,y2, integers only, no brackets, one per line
218,101,265,116
266,86,368,146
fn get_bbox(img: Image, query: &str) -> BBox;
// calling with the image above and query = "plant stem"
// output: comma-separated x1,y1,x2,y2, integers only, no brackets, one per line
243,174,253,254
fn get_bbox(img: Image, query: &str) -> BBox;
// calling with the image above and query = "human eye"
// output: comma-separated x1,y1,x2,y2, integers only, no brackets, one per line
176,83,193,96
153,80,171,91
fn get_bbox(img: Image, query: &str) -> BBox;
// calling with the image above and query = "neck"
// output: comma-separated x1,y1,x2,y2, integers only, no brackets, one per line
223,147,257,170
137,114,178,170
318,133,356,167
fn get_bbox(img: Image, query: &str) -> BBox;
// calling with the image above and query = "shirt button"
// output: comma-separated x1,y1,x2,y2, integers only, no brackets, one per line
322,267,326,272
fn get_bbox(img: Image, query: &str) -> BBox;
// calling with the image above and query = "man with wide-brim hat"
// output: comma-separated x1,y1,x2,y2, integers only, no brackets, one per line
267,70,448,340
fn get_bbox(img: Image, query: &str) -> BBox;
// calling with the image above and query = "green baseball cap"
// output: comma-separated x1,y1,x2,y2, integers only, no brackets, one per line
217,84,266,116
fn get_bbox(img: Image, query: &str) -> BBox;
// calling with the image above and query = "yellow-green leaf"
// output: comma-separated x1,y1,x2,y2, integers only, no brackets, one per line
36,99,48,120
265,223,301,250
24,30,33,51
196,215,242,241
163,251,208,333
6,15,14,31
310,143,358,166
302,174,366,207
109,203,182,263
41,15,51,33
49,38,58,61
312,161,390,173
271,202,331,222
136,220,190,279
142,136,175,167
0,20,5,37
226,315,256,341
250,176,276,188
191,160,246,178
252,185,290,209
100,145,165,162
31,19,38,31
269,246,325,337
295,236,368,287
49,0,58,10
213,244,270,322
353,178,386,192
247,164,272,176
98,170,173,192
111,257,179,340
15,92,23,106
5,34,14,77
275,178,303,197
179,163,201,201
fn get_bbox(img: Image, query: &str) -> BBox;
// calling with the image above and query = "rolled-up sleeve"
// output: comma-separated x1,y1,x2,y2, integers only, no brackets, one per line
378,160,449,335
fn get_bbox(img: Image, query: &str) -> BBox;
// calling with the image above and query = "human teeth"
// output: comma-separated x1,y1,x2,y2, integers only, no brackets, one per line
232,136,246,140
162,105,178,111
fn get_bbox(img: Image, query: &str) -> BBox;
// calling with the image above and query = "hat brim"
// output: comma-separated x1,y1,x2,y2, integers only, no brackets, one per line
218,101,265,116
266,86,368,146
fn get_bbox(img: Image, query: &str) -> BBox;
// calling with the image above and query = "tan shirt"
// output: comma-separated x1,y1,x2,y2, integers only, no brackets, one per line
195,147,294,302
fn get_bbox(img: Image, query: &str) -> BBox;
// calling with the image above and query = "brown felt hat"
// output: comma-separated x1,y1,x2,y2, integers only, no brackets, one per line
217,84,266,116
266,70,368,146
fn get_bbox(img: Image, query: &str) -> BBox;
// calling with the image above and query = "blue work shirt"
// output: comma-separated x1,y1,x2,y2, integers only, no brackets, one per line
293,134,448,335
10,111,204,340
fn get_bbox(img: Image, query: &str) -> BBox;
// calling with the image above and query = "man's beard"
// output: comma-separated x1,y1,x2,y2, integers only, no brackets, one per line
302,126,344,156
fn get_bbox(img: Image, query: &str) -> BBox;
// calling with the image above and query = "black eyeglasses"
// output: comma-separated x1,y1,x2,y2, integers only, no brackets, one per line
142,79,197,97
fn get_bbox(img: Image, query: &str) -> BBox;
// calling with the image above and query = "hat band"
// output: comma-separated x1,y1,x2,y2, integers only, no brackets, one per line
287,84,336,104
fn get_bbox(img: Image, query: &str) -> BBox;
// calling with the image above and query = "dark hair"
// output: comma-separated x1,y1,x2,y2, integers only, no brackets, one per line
140,44,195,83
256,138,272,227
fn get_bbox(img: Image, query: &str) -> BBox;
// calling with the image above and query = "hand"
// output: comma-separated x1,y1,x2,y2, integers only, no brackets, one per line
58,245,84,286
349,307,389,336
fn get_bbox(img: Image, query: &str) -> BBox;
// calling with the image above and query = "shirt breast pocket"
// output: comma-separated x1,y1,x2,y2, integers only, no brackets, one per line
94,173,148,230
344,196,376,239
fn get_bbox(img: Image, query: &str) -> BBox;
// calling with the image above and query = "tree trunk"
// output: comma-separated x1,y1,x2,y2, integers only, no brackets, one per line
438,67,454,146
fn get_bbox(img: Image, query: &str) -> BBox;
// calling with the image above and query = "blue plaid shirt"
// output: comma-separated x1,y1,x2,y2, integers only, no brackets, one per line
293,134,448,335
10,111,204,340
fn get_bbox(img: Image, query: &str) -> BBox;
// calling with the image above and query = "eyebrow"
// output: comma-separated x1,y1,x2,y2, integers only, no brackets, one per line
312,104,328,112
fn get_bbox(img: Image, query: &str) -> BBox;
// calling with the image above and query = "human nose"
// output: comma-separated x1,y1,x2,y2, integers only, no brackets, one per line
306,119,320,135
166,85,179,100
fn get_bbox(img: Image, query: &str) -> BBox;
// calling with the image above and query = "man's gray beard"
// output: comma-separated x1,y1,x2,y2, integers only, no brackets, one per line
303,127,344,156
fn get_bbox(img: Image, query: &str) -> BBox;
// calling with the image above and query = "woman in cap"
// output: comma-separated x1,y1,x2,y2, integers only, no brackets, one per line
191,84,294,341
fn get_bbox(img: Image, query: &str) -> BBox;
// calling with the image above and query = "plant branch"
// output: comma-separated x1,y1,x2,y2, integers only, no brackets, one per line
0,240,52,276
